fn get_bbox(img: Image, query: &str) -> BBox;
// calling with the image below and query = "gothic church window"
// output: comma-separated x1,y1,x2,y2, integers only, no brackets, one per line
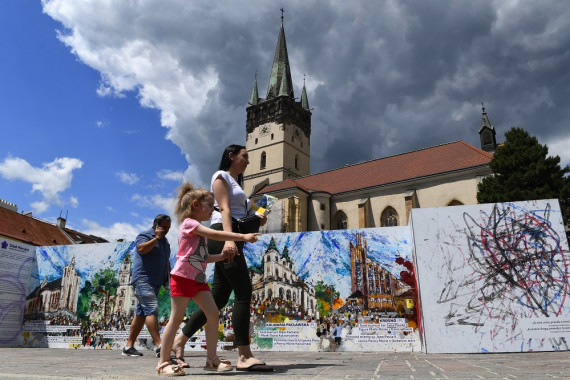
381,207,398,227
261,151,266,169
295,154,299,169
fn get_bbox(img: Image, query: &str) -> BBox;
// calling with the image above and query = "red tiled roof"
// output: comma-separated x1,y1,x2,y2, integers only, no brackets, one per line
259,141,493,195
62,227,109,244
0,206,73,246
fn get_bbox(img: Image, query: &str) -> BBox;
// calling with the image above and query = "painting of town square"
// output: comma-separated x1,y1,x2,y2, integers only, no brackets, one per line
18,227,421,352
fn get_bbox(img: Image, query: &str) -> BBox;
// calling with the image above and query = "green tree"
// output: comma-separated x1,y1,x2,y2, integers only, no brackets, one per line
92,268,120,319
477,127,570,226
76,280,94,321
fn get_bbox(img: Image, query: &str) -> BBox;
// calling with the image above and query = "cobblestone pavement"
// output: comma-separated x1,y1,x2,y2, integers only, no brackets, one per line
1,348,569,379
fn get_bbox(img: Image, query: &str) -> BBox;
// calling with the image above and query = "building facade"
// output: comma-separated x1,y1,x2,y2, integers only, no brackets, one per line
247,15,496,234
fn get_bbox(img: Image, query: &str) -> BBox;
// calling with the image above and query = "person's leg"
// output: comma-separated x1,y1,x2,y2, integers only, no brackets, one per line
125,314,145,347
226,245,252,347
157,296,189,371
175,227,232,356
193,291,231,370
145,314,161,347
130,279,162,349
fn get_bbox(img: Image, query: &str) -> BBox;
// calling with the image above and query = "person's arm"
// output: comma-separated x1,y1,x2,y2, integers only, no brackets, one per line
195,224,258,243
212,176,239,260
136,225,167,254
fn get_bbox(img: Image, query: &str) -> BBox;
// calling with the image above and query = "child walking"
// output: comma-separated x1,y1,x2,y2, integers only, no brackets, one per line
156,183,259,376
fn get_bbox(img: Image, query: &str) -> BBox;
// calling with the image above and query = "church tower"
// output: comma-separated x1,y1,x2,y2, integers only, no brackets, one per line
243,10,312,197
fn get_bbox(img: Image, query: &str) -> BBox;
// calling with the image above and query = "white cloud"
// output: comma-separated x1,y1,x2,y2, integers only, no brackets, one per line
70,196,79,208
157,169,184,182
131,193,175,214
545,136,570,169
0,156,83,214
30,201,50,215
116,170,140,185
81,219,145,242
81,218,179,249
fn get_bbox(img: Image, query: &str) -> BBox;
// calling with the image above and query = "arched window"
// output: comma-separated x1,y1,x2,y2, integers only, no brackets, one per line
260,151,266,169
295,154,299,170
448,200,464,206
333,211,348,230
381,207,398,227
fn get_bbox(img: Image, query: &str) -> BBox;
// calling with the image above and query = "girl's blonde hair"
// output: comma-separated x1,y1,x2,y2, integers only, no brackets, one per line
174,182,213,223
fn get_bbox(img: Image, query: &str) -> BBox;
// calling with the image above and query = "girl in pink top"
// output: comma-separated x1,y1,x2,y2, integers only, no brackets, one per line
156,183,259,376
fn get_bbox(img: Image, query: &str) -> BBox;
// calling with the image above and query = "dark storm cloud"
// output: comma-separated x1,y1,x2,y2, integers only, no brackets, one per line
45,0,570,185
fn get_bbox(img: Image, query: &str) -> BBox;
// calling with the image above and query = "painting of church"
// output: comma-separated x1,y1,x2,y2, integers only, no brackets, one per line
250,237,317,318
24,256,81,320
349,233,412,313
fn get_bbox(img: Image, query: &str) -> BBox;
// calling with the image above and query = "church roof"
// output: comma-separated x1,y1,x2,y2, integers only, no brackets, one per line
257,141,493,195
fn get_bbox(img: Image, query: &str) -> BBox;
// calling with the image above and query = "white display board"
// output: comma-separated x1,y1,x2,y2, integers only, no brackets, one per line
0,237,36,347
411,199,570,353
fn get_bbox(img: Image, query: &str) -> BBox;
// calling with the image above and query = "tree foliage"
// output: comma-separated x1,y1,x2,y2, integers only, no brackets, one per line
477,127,570,225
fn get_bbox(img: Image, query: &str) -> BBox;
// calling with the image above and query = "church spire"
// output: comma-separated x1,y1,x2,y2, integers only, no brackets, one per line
249,71,259,106
301,75,310,110
480,102,493,131
478,102,497,153
266,9,294,99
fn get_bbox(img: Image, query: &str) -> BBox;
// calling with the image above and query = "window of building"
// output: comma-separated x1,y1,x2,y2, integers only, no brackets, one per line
295,154,299,170
333,211,348,230
381,207,398,227
448,200,464,206
271,133,274,140
260,151,266,170
320,203,325,211
255,138,258,144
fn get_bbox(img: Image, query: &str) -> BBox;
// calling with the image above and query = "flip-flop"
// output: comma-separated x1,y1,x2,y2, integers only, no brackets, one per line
156,362,186,376
203,356,233,372
236,363,274,372
171,357,190,368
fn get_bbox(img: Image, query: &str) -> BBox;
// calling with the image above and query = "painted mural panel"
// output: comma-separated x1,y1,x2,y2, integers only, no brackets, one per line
411,199,570,353
18,227,421,352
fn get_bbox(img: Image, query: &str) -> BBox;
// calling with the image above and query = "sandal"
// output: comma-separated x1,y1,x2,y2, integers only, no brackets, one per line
156,361,186,376
203,356,233,372
171,357,190,368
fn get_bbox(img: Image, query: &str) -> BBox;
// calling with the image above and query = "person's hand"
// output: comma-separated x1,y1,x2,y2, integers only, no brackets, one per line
222,241,238,262
259,213,268,227
244,233,261,243
155,226,167,239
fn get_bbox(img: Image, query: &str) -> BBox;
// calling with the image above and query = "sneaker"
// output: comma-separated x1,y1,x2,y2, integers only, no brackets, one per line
122,347,143,357
155,345,161,358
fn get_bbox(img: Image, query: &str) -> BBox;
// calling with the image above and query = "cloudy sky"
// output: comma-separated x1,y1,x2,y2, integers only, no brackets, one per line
1,0,569,242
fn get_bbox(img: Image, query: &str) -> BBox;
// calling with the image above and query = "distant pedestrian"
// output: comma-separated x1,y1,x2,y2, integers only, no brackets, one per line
333,323,342,345
122,214,171,358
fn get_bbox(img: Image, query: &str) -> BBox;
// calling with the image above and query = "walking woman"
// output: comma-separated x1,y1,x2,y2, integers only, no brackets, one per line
171,144,274,372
